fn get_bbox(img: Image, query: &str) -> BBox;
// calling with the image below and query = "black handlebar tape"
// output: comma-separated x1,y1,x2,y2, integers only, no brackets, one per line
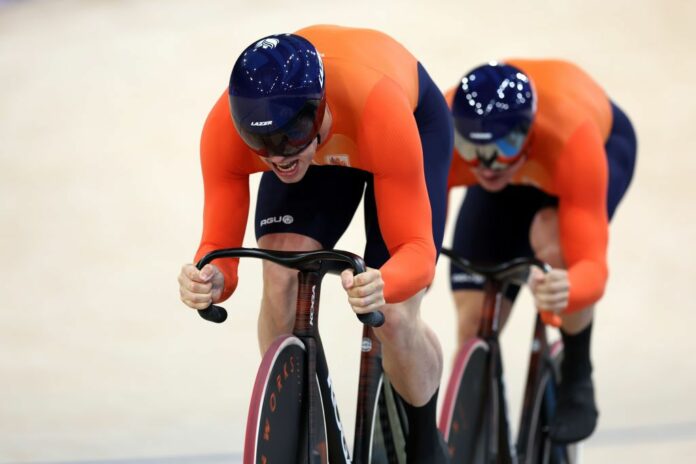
358,311,385,328
348,257,384,327
198,304,228,323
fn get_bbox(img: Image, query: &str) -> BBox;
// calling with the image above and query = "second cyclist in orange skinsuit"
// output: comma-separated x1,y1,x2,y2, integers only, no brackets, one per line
445,60,637,444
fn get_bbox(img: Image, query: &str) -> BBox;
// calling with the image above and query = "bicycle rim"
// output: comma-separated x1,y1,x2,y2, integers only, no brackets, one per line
244,335,311,464
439,338,490,463
525,341,580,464
369,375,408,464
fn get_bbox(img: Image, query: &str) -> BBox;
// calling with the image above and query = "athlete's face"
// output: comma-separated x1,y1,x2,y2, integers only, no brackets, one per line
261,137,318,183
470,149,526,192
259,105,333,184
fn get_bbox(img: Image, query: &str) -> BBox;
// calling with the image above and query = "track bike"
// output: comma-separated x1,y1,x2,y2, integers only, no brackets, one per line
196,247,409,464
438,248,578,464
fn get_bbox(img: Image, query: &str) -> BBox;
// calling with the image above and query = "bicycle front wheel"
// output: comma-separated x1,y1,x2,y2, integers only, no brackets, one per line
439,338,490,464
524,340,579,464
244,335,327,464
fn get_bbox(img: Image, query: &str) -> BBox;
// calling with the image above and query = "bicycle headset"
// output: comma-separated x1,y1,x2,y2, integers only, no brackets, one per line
452,62,536,170
228,33,326,158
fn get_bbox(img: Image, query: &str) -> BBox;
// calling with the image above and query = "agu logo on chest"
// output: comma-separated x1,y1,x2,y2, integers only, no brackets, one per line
260,215,294,227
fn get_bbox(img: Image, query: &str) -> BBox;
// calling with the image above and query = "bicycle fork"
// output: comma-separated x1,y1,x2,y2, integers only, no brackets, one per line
486,339,517,464
295,270,351,464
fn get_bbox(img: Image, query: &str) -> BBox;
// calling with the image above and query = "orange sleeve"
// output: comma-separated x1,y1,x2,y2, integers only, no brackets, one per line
447,152,477,189
193,94,254,302
359,78,436,303
555,121,609,312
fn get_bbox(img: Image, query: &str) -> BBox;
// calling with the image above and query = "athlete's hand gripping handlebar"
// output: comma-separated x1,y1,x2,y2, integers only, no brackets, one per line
440,248,562,328
194,248,385,327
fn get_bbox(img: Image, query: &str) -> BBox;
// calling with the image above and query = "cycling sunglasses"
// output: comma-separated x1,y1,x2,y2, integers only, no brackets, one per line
455,127,529,171
237,99,325,158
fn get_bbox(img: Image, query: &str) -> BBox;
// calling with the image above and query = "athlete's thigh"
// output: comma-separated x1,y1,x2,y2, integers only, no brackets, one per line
255,165,369,247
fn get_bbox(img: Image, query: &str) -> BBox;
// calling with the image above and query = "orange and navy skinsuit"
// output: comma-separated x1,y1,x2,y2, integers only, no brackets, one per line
195,25,453,304
447,59,636,312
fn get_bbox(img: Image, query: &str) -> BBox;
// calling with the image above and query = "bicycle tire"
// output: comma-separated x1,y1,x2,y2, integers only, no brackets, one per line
439,338,490,463
243,335,328,464
524,340,579,464
369,375,408,464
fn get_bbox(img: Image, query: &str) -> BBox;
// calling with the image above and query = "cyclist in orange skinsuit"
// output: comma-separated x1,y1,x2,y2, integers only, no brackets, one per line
446,60,637,444
178,26,453,462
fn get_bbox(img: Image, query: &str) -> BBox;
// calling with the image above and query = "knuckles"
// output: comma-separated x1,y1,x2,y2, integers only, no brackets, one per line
353,297,368,307
355,286,370,297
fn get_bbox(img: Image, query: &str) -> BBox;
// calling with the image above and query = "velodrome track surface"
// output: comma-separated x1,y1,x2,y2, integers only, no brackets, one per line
2,0,695,462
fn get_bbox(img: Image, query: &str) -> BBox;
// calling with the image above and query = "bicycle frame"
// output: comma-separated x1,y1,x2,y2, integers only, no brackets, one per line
441,248,569,463
478,278,516,464
481,282,561,463
295,267,386,463
194,248,394,464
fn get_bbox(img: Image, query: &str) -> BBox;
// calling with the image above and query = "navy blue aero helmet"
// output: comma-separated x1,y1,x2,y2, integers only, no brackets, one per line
229,33,326,157
452,62,536,169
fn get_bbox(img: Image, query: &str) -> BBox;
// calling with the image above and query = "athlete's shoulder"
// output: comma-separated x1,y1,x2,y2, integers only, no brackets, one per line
295,24,402,49
506,58,607,102
297,25,419,139
506,58,611,149
295,24,417,77
506,58,590,79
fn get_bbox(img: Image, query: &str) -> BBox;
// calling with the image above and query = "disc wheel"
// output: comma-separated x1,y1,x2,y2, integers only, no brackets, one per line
439,338,491,464
244,335,321,463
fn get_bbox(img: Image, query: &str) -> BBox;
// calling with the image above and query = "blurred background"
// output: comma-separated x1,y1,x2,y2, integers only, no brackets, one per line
1,0,694,462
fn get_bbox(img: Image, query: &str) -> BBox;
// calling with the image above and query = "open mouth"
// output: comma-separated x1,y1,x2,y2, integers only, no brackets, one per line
273,159,300,176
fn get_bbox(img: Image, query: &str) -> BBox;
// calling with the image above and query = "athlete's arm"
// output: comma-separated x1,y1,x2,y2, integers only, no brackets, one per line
360,79,436,303
555,121,610,312
193,93,255,302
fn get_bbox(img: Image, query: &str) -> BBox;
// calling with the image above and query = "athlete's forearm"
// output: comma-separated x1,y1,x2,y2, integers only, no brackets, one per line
193,246,240,302
565,260,607,312
380,240,436,303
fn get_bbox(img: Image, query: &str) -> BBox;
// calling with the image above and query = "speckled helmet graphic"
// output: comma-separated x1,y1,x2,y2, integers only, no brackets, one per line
229,33,326,157
452,62,536,169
